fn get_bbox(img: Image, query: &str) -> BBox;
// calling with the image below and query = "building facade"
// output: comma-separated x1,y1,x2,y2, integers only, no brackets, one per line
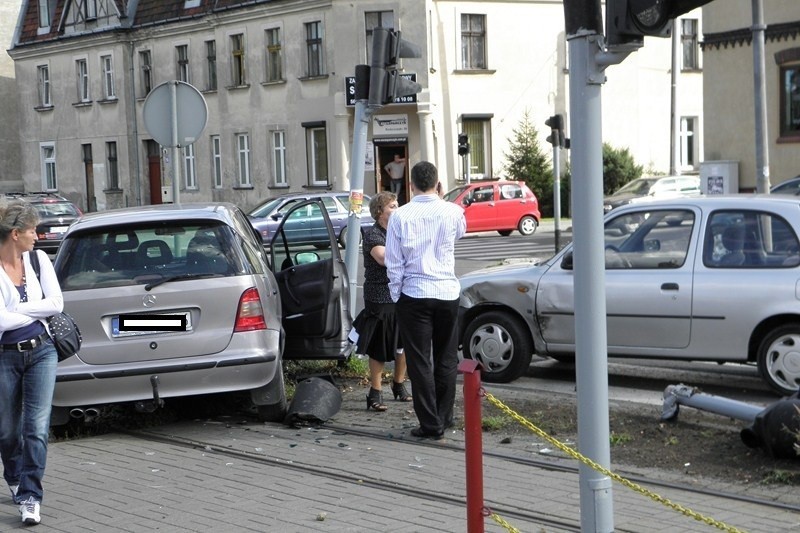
0,0,23,188
9,0,704,213
703,0,800,191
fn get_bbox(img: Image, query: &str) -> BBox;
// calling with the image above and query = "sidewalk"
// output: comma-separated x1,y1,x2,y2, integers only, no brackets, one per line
1,394,797,532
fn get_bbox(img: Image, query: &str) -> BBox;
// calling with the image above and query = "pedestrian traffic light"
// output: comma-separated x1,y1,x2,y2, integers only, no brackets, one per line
457,133,469,156
606,0,715,47
368,28,422,107
545,114,565,148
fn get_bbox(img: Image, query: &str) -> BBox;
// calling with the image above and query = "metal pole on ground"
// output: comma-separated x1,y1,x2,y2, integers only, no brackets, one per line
459,359,484,533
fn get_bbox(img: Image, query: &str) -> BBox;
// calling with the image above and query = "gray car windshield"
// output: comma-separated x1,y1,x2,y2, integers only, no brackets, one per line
57,222,245,290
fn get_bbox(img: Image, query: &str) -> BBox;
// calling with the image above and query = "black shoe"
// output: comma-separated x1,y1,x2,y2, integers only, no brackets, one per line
391,381,412,402
366,388,387,412
410,427,444,440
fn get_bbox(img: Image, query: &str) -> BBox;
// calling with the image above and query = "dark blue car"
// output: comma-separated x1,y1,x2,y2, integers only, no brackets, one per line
247,191,373,248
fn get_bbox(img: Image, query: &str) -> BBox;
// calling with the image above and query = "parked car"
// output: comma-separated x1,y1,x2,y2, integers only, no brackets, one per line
51,201,351,425
603,175,701,213
4,192,82,255
459,195,800,395
248,191,373,248
443,180,541,235
770,175,800,195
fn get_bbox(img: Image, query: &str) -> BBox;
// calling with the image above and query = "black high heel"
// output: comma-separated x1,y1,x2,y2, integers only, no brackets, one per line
366,388,387,411
391,381,412,402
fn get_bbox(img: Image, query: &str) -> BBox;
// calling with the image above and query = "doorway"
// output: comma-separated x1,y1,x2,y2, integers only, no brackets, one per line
377,145,408,205
146,141,162,205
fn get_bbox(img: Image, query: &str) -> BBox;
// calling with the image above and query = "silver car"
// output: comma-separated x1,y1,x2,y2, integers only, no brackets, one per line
459,196,800,395
52,202,351,424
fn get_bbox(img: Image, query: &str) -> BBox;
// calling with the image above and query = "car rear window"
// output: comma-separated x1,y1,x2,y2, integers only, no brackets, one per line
35,202,81,217
57,222,246,290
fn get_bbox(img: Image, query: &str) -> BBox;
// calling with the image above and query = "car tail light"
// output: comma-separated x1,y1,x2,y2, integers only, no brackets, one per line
234,287,267,332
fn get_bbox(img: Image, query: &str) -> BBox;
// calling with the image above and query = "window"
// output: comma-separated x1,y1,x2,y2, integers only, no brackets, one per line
76,58,90,102
365,11,394,63
461,14,487,70
176,44,190,83
780,62,800,137
304,124,328,185
40,143,57,190
603,210,694,270
704,211,800,268
211,135,222,188
681,19,699,71
271,130,287,186
106,141,119,190
236,133,251,186
205,40,217,90
101,55,115,99
231,34,246,86
84,0,97,20
38,0,52,28
139,51,152,95
462,117,492,179
183,144,197,189
679,116,698,170
265,28,283,82
305,22,325,77
37,65,51,107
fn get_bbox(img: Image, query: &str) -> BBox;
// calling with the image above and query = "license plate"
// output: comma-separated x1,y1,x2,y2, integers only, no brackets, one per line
49,226,68,234
112,312,192,337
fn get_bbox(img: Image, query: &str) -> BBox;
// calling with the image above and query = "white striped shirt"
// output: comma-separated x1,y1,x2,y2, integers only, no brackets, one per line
385,193,466,302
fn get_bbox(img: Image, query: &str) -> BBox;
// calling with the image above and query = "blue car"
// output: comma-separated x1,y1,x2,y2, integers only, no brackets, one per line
248,191,373,248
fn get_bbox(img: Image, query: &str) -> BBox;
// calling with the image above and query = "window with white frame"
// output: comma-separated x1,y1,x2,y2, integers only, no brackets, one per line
76,58,90,102
106,141,119,189
236,133,251,186
205,40,217,90
40,142,57,190
680,116,698,170
183,144,197,189
265,28,283,82
462,117,492,179
139,50,152,95
681,19,699,71
365,11,394,64
461,14,487,70
101,54,115,99
38,0,52,28
84,0,97,20
305,22,324,77
271,130,287,186
176,44,190,83
211,135,222,188
37,65,51,107
231,34,246,86
304,123,328,185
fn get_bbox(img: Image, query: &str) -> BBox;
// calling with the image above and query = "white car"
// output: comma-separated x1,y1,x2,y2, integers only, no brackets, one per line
603,175,702,213
459,195,800,395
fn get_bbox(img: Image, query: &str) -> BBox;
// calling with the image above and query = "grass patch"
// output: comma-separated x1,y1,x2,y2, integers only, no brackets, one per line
761,469,800,485
609,431,633,446
482,415,513,432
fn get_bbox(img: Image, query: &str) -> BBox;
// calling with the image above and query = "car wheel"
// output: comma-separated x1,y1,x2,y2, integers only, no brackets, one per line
757,324,800,395
518,216,538,236
498,230,512,236
462,310,533,383
338,226,348,248
252,364,288,422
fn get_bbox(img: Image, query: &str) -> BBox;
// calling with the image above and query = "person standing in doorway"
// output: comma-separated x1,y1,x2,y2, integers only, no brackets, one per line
384,154,407,196
385,161,466,440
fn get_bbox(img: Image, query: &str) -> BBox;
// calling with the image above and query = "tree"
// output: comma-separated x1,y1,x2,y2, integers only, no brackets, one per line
602,143,643,195
503,111,556,216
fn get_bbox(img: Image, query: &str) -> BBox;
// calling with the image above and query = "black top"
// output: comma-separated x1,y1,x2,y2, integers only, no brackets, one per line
362,223,392,304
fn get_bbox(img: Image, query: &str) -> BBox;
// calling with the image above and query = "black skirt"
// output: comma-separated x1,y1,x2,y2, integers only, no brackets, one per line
353,301,402,363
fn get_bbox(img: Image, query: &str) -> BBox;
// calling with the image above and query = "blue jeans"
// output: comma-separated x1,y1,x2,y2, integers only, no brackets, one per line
0,340,57,503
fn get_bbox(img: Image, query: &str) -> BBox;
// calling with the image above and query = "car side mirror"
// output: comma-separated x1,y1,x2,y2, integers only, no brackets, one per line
561,251,573,270
295,252,320,265
462,198,472,207
271,212,284,221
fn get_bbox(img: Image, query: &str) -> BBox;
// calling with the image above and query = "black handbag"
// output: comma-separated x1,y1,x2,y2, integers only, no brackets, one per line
29,251,82,361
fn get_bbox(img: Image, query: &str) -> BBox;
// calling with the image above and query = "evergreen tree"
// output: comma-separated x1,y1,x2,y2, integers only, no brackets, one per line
503,110,558,217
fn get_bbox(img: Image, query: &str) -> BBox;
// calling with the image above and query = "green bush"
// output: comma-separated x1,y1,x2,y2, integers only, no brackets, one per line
602,143,644,195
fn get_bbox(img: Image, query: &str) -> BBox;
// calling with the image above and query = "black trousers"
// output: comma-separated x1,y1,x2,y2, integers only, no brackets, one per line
396,293,460,435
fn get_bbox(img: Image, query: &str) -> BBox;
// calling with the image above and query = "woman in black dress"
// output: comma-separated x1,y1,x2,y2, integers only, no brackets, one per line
355,192,412,411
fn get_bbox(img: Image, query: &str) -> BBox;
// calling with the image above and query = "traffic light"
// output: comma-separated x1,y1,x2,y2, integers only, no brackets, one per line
458,133,470,156
545,114,565,148
368,28,422,107
606,0,715,47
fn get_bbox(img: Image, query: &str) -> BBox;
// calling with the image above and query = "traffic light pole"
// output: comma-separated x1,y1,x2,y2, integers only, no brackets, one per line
552,145,562,252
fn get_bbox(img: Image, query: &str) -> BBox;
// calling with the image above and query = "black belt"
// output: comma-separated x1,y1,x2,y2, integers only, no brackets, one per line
1,332,50,352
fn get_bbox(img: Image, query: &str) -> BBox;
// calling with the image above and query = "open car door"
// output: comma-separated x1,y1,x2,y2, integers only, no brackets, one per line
270,199,352,359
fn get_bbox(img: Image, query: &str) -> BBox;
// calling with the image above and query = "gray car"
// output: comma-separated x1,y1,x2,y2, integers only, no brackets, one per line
459,196,800,395
603,175,701,213
51,202,351,425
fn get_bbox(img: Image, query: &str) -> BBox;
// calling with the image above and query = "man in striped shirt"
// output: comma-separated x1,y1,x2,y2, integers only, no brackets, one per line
385,161,466,440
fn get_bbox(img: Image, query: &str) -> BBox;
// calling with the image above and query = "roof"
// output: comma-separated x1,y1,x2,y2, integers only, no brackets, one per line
67,202,240,231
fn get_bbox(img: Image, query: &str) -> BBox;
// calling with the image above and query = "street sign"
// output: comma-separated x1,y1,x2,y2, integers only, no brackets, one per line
345,73,418,106
142,81,208,147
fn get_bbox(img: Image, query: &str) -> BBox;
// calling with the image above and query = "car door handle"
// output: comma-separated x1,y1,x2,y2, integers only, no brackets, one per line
661,282,679,291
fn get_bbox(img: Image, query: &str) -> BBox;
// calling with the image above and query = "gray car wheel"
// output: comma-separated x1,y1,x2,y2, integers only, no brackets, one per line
463,310,533,383
253,363,288,422
757,324,800,395
518,216,538,236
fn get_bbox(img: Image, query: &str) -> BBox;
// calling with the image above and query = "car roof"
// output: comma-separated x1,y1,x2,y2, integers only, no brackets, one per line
66,203,241,232
608,194,800,211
